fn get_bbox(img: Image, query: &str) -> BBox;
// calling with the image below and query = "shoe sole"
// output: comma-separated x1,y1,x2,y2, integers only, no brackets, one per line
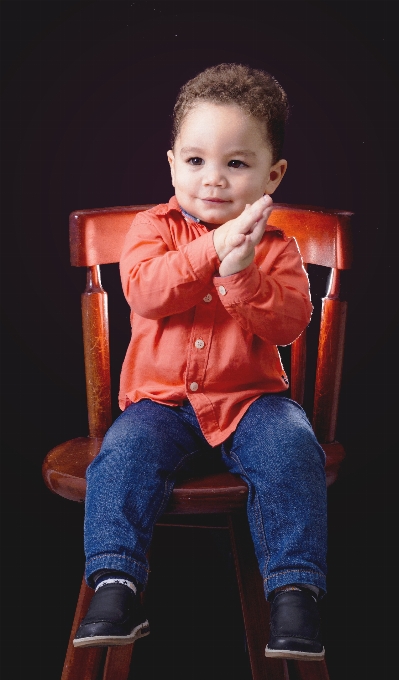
73,620,150,648
265,645,325,661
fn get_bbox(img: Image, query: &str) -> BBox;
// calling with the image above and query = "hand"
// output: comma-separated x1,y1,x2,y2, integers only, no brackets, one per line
213,195,273,276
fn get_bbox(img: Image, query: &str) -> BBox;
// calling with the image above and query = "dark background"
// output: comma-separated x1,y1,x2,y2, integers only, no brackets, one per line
1,1,397,679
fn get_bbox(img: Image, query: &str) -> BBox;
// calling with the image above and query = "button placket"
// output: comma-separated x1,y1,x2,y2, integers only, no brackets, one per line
185,300,216,396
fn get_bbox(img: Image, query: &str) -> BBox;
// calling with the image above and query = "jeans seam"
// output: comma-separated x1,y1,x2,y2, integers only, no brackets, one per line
86,448,203,582
140,447,204,558
228,450,271,579
161,448,203,514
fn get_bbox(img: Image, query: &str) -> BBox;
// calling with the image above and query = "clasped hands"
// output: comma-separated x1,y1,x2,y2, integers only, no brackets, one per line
212,195,273,277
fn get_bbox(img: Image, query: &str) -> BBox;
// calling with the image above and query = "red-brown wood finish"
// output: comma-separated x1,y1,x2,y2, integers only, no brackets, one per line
69,205,154,267
229,513,289,680
43,202,353,680
61,578,103,680
102,645,134,680
268,204,352,269
313,295,348,443
82,267,112,438
291,660,331,680
289,260,309,409
290,330,307,406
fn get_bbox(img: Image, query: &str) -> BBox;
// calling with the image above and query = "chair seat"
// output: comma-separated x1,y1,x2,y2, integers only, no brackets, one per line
42,436,345,510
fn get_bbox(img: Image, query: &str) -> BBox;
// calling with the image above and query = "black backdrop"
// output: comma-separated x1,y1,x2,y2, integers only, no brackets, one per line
1,2,397,679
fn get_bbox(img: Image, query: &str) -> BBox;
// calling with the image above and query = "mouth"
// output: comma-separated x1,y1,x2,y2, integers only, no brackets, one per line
201,197,229,204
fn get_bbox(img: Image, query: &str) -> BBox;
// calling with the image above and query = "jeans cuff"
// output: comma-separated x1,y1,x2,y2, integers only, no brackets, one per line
85,554,149,590
264,570,327,599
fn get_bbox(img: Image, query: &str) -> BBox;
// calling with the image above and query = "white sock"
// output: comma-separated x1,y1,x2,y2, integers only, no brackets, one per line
95,577,137,595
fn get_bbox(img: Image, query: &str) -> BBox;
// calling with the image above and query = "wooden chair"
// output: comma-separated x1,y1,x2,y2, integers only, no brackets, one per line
43,202,353,680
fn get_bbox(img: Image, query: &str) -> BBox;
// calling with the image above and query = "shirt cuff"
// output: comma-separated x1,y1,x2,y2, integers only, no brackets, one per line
213,263,260,305
182,230,221,282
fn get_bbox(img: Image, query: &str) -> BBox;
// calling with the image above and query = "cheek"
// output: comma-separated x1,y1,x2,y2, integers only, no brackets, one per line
246,174,270,198
175,167,196,190
235,177,263,202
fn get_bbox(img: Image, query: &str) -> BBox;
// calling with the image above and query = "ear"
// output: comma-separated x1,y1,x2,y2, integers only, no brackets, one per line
264,159,288,195
167,149,175,187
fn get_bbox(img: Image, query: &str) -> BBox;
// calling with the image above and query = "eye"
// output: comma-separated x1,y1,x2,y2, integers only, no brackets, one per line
228,159,248,168
187,157,204,166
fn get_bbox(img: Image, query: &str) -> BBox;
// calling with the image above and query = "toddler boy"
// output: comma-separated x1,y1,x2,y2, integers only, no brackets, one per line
74,63,327,661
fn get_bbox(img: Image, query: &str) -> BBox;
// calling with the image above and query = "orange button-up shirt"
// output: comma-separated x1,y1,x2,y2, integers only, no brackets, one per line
119,196,312,446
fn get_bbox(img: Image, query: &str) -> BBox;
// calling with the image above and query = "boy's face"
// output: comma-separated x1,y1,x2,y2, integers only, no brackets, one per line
167,102,287,226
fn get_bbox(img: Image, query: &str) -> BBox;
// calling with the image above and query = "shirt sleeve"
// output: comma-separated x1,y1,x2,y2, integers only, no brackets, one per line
213,235,313,346
120,212,221,319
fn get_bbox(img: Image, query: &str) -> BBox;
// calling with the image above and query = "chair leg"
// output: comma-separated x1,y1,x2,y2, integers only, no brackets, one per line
228,513,289,680
61,577,104,680
102,645,134,680
291,660,330,680
61,576,135,680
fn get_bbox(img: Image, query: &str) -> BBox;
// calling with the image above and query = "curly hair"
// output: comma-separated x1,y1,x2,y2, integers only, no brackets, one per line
171,63,289,164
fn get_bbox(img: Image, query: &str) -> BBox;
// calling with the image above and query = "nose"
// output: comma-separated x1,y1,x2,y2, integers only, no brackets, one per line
202,163,227,187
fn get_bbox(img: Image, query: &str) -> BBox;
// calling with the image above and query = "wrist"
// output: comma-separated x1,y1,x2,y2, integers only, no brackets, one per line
212,225,230,262
212,228,222,260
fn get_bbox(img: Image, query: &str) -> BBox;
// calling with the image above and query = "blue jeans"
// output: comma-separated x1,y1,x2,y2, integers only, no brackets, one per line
84,396,327,598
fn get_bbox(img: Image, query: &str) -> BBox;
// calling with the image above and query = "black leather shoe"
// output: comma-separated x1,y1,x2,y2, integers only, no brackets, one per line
73,583,150,648
265,587,325,661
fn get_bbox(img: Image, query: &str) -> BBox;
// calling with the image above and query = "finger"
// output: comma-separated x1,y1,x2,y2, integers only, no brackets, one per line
262,204,273,220
225,196,273,243
227,232,246,248
223,242,252,268
247,217,267,245
247,195,273,222
236,203,266,234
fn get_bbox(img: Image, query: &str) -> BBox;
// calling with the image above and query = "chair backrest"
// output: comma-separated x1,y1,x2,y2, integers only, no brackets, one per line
69,203,352,445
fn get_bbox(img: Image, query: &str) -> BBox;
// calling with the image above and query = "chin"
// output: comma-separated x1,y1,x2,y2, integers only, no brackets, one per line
199,212,223,223
201,204,237,219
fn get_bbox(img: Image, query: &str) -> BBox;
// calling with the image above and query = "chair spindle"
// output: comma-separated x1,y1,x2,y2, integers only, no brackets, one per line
313,268,347,443
82,265,112,438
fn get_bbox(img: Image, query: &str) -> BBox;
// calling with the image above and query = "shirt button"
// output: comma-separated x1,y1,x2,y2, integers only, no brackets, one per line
203,293,212,303
190,382,199,392
218,285,227,295
195,339,205,349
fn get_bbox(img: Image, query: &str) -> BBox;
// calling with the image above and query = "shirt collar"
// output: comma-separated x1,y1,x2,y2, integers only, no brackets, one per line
180,207,201,223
